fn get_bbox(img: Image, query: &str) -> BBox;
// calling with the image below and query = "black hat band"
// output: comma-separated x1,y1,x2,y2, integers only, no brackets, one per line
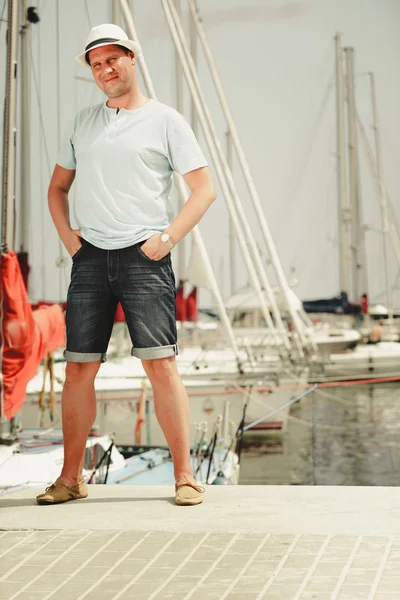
85,37,121,52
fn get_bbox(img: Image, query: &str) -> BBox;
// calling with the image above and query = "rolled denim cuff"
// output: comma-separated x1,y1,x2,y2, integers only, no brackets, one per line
131,344,179,360
63,350,107,363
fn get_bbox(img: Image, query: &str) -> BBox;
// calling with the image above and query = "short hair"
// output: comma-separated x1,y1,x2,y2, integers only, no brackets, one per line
86,44,133,66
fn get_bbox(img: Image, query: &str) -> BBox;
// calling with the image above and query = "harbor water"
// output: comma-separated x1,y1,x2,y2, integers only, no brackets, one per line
240,382,400,486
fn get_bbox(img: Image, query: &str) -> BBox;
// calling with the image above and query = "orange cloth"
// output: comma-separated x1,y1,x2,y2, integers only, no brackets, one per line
0,252,65,420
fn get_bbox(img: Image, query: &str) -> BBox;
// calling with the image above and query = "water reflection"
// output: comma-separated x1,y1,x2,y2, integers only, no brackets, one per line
239,383,400,486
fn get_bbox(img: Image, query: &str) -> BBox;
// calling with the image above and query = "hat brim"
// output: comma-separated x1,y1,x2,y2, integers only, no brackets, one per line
75,39,141,67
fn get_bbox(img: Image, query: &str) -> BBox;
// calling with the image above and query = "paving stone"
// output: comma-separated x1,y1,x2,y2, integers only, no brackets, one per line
153,551,193,568
299,595,333,600
306,575,343,591
377,576,400,592
224,594,260,600
2,566,43,582
9,594,45,600
273,569,312,584
187,592,224,600
166,533,207,552
337,583,377,596
344,569,378,584
85,551,125,567
189,546,229,561
125,542,172,559
135,566,176,584
177,560,214,576
313,561,349,576
257,585,307,599
239,533,272,541
228,540,266,553
159,576,203,593
106,558,148,575
13,573,70,592
44,558,90,573
351,555,383,568
284,555,320,568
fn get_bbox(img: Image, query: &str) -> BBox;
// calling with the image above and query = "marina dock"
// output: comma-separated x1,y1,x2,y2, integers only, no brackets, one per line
1,485,400,599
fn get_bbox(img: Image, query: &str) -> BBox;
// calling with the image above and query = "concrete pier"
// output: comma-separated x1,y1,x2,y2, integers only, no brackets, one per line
1,485,400,599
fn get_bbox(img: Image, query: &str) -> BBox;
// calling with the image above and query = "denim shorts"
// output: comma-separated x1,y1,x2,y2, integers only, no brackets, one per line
64,239,178,363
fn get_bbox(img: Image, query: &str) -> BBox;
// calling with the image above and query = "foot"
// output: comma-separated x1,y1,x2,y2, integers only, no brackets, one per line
36,478,88,505
175,475,205,506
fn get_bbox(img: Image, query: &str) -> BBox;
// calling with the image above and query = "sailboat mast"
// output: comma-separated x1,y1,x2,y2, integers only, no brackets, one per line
19,1,32,255
344,47,366,302
189,0,198,137
112,0,121,25
174,0,186,282
334,34,349,295
1,0,20,252
226,129,236,296
369,72,393,322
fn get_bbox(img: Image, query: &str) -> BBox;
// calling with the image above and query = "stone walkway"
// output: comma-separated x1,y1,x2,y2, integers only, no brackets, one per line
1,485,400,599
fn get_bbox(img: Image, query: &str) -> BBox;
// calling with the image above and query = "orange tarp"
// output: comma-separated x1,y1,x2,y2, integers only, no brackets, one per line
0,252,65,421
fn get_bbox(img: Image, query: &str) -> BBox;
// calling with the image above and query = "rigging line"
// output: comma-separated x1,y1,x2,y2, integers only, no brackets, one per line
28,39,51,177
28,36,62,260
273,41,335,206
0,0,6,33
273,37,335,180
41,0,49,16
37,0,46,300
83,2,99,112
285,73,334,205
84,0,92,29
55,0,65,300
288,121,336,278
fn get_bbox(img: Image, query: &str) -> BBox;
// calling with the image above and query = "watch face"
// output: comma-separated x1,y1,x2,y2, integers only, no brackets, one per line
161,234,169,242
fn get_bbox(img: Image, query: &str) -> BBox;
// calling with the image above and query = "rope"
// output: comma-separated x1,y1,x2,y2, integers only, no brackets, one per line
38,355,48,427
38,352,59,427
88,441,114,484
0,0,6,33
84,0,92,29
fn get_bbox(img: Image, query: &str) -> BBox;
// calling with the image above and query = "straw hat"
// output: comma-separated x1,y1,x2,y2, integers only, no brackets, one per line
75,24,141,68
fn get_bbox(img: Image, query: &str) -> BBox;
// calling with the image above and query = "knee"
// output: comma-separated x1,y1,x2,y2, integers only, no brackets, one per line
142,356,177,387
65,361,101,385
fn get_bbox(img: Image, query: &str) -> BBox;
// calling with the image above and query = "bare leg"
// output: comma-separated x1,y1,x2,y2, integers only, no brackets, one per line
59,361,101,486
142,356,193,481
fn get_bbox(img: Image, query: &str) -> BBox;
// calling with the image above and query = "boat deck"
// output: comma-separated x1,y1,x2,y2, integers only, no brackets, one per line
1,485,400,599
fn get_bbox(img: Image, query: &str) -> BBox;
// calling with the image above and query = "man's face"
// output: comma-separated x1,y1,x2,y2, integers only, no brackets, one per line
89,45,135,98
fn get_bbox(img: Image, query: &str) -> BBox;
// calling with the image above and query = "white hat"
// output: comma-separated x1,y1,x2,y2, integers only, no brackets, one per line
75,24,141,68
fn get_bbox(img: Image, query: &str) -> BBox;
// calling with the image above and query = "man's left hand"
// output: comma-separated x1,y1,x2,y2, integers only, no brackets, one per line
140,234,171,261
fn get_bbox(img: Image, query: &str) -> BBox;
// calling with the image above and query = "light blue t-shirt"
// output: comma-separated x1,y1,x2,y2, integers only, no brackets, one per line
57,99,208,250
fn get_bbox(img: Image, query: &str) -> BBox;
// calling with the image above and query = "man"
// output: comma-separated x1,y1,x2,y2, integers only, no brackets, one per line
36,24,216,506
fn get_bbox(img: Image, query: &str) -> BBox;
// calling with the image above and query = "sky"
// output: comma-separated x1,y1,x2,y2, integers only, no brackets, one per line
1,0,400,309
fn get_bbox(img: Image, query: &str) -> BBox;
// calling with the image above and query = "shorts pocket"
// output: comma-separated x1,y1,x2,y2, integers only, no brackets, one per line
72,240,86,261
138,244,168,263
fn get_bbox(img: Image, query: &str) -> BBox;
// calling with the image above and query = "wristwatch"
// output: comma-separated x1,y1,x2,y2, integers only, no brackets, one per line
160,232,175,250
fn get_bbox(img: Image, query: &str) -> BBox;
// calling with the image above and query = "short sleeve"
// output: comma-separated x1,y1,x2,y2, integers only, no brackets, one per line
56,117,77,170
167,111,208,175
